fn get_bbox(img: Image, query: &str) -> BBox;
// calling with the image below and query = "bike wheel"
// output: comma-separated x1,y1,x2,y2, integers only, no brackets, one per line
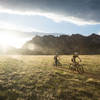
69,64,73,70
77,65,84,74
69,64,76,71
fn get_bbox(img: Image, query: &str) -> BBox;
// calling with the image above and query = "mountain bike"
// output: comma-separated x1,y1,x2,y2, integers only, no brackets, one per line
53,60,62,67
69,63,84,74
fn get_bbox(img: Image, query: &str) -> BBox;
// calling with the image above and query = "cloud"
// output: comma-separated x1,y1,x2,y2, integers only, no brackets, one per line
0,20,42,33
0,0,100,25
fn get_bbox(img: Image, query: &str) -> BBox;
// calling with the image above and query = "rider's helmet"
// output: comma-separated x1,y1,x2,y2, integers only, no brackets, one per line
73,52,79,56
55,52,59,57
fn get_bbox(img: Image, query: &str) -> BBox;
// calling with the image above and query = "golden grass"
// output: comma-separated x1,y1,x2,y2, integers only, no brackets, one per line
0,55,100,100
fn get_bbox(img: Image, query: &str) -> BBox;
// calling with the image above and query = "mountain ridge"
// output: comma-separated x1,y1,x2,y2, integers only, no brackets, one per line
22,33,100,55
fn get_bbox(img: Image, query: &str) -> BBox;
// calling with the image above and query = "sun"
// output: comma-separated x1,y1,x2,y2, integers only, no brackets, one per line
0,31,26,49
0,34,19,48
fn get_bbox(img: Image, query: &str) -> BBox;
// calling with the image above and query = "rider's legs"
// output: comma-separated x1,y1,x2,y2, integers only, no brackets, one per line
55,59,58,67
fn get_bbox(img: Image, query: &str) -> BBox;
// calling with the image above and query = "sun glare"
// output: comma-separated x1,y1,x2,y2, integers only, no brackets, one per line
0,31,28,49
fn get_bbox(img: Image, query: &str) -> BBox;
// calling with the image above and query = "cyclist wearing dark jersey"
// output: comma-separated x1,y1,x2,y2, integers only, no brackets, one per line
54,53,59,67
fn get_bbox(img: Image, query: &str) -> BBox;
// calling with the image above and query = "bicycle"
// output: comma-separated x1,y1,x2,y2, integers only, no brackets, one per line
53,60,62,67
69,63,84,74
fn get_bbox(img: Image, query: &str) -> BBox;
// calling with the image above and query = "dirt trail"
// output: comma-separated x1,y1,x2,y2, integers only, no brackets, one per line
55,66,100,80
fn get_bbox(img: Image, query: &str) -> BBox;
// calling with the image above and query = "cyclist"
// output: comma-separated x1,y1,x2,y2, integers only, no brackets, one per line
70,52,84,73
54,53,60,67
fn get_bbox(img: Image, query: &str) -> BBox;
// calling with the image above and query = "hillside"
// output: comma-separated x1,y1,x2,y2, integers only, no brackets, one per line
22,33,100,55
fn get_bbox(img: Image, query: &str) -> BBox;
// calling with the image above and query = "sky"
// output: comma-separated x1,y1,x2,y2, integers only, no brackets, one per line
0,0,100,48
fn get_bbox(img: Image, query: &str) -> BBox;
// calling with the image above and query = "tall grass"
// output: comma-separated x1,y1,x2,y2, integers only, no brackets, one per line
0,55,100,100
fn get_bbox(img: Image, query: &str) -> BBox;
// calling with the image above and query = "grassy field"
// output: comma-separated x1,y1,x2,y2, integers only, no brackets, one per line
0,55,100,100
